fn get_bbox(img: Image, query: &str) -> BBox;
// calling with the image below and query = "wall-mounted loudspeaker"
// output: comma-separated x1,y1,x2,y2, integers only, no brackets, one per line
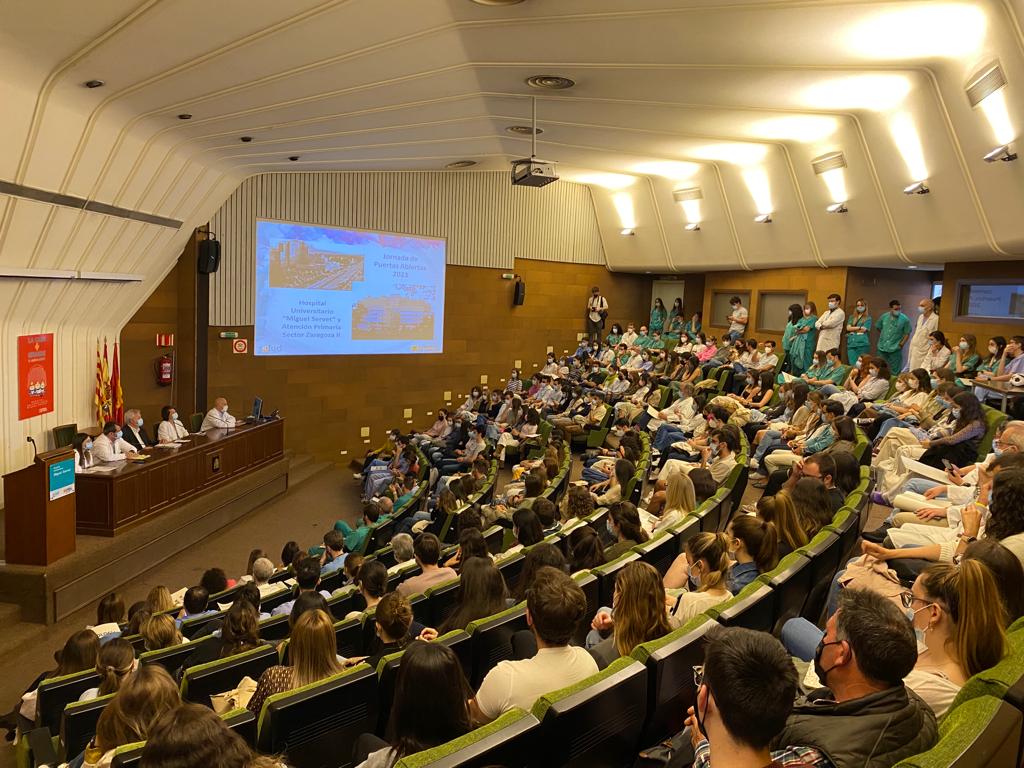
198,239,221,274
513,280,526,306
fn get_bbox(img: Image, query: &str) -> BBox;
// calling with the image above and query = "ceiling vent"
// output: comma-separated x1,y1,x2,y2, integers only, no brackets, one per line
811,151,847,175
672,187,703,203
966,63,1007,107
526,75,575,90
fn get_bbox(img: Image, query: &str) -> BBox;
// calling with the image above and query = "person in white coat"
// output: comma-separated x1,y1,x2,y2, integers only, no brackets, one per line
200,397,237,431
814,292,846,352
91,422,137,463
157,405,190,443
908,298,940,371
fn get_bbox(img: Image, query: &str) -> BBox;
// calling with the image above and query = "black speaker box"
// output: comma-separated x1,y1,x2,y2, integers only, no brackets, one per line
513,281,526,306
198,239,221,274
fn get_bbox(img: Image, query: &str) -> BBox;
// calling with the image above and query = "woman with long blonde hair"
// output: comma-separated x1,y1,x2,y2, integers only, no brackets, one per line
650,471,697,533
247,609,343,717
588,562,672,669
664,533,734,626
140,614,182,651
757,490,809,557
145,585,176,614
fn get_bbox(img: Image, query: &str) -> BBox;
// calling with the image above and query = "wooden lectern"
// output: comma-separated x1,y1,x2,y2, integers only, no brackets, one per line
3,448,77,565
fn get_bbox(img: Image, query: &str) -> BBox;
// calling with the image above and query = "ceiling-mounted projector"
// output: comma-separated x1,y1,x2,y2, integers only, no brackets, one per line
511,158,559,187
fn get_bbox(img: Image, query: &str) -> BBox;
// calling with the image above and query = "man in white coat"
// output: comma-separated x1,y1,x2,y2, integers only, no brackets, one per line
907,297,939,371
200,397,237,431
814,292,846,352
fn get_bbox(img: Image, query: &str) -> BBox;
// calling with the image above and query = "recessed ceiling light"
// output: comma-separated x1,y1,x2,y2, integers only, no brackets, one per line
907,265,919,269
470,0,525,5
506,125,543,135
754,214,773,224
177,114,192,120
526,75,575,90
445,160,477,169
903,181,930,195
288,156,300,162
826,202,848,214
983,144,1018,163
240,136,253,143
83,79,105,89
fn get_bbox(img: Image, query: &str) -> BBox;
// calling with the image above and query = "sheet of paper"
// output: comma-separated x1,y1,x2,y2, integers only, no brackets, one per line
902,457,952,485
646,405,661,418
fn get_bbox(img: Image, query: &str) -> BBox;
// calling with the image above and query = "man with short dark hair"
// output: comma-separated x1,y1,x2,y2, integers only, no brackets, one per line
815,293,846,352
726,296,748,342
334,500,384,553
176,586,216,627
470,566,597,723
397,533,456,596
689,627,800,768
91,421,137,463
270,556,332,616
320,529,348,576
876,300,911,374
774,589,937,768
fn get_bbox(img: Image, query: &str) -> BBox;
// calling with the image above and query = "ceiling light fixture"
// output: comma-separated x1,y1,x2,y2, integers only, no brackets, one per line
613,193,637,233
177,114,192,120
83,79,105,89
754,214,772,224
684,223,701,232
826,202,848,214
288,156,300,162
240,136,253,143
506,125,543,135
967,63,1017,147
526,75,575,90
673,187,703,230
445,160,477,169
903,181,930,195
907,265,919,269
983,144,1018,163
470,0,525,5
620,228,636,236
812,151,849,207
742,167,774,219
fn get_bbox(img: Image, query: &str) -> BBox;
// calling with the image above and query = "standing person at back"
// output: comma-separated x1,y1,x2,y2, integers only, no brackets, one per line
907,298,939,371
470,566,597,723
875,300,912,374
725,296,748,342
397,533,457,596
815,293,845,352
586,286,609,343
200,397,236,431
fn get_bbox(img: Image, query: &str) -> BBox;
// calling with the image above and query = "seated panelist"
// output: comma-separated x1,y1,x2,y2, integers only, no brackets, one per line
72,432,95,473
200,397,237,431
121,408,155,451
92,422,138,463
157,405,190,443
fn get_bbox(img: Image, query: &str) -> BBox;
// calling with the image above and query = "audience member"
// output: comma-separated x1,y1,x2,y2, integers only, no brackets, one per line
603,502,650,561
664,533,733,626
140,703,280,768
438,557,508,633
397,534,457,596
79,638,136,701
725,516,779,593
144,584,174,614
588,562,672,669
271,557,332,616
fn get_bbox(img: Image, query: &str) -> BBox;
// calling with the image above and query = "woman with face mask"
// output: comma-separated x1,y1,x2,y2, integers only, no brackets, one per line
725,516,780,593
845,298,872,366
650,297,667,334
665,299,686,341
950,334,980,380
72,431,96,473
973,336,1006,382
663,533,733,626
788,302,818,375
157,404,190,443
606,323,623,347
504,369,523,395
922,331,952,373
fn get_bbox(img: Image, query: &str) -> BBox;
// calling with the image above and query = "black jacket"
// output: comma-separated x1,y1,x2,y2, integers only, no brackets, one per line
122,424,154,451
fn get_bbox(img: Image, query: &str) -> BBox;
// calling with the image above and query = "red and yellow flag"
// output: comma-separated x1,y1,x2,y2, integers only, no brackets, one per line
110,341,124,424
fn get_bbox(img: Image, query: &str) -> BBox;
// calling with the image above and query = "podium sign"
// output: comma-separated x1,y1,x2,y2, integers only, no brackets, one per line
48,459,75,501
3,448,76,565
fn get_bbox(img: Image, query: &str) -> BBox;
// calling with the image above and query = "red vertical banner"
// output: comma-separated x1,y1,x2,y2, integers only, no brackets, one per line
18,333,55,420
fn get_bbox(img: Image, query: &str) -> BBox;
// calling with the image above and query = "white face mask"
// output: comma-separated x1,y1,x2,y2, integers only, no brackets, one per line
856,304,865,312
989,345,998,354
803,308,811,316
959,341,969,351
764,346,772,354
828,301,837,309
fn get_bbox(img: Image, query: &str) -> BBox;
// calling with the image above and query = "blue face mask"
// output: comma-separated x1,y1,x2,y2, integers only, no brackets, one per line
935,398,951,410
930,378,939,389
115,430,123,440
83,441,93,451
136,417,143,427
994,443,1004,457
905,606,929,652
606,520,615,537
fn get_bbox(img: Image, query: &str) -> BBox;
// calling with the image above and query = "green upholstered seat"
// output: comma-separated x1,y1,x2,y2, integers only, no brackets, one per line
394,708,541,768
895,695,1022,768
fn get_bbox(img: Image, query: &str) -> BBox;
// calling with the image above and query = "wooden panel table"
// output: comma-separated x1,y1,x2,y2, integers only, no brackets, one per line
75,418,285,536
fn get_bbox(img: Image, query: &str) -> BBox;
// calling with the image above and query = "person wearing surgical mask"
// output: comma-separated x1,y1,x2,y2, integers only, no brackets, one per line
951,334,980,379
504,368,523,395
921,331,952,374
876,299,912,375
121,408,154,451
896,561,1007,717
845,298,872,366
158,404,190,443
91,421,137,463
200,396,236,431
663,533,733,626
541,354,559,376
814,292,846,352
72,431,96,473
907,298,939,371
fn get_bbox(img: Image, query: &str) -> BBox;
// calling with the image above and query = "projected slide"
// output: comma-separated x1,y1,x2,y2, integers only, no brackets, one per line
254,219,446,356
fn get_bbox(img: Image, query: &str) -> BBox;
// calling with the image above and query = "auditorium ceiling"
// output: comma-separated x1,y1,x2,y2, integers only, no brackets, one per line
2,0,1024,277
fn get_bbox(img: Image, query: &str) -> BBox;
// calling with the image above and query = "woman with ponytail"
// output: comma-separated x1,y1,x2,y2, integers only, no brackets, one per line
603,502,650,561
726,515,780,593
756,491,808,557
903,559,1008,716
664,533,733,627
79,639,136,702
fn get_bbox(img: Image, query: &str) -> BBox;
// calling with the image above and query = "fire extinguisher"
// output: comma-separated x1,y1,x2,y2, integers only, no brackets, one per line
155,354,173,386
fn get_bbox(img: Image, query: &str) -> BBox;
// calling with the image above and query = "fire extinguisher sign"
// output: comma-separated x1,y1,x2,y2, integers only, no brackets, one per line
232,339,249,355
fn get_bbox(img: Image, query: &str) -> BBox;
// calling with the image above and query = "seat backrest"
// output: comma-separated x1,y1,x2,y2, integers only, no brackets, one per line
139,636,216,677
705,582,775,633
531,658,648,768
947,631,1024,713
495,551,526,593
318,568,346,596
181,644,280,707
256,665,379,768
179,611,224,639
335,617,363,659
980,405,1009,460
797,530,843,624
36,669,101,731
52,423,78,449
631,532,679,576
825,506,860,563
394,708,541,768
189,412,204,432
483,525,506,556
696,488,730,534
758,552,814,636
61,692,115,758
724,463,749,529
466,604,530,688
425,577,463,627
257,613,292,642
326,586,362,621
895,695,1021,768
668,515,702,556
573,571,600,646
630,615,716,745
593,552,641,608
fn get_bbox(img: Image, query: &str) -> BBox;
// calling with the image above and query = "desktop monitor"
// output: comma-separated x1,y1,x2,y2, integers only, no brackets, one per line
251,397,263,421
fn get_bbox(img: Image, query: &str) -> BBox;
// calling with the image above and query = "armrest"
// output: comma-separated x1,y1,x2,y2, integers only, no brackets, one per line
26,727,58,768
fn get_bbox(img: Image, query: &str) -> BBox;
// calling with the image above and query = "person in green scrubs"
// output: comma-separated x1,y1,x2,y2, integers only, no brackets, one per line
649,298,667,334
789,301,818,375
845,298,872,365
876,299,911,374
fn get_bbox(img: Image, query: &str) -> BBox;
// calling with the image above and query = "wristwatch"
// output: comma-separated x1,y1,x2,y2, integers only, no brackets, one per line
959,535,978,544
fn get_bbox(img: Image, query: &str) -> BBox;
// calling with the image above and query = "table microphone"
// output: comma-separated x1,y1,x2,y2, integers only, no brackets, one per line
26,436,38,459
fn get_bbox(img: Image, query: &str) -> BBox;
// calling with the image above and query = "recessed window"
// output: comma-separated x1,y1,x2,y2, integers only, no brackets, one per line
758,291,808,333
955,280,1024,322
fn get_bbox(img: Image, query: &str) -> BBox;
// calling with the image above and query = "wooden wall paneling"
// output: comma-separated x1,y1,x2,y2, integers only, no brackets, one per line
938,261,1024,348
